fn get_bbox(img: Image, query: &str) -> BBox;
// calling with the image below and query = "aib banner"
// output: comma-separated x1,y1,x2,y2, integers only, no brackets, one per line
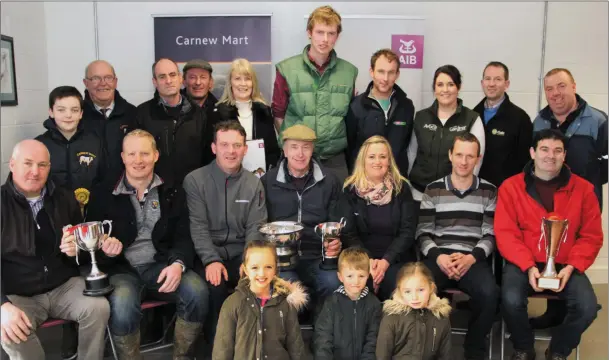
154,15,272,102
391,35,424,69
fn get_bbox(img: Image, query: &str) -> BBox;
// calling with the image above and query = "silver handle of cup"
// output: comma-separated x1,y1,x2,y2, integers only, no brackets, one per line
339,217,347,229
100,220,113,248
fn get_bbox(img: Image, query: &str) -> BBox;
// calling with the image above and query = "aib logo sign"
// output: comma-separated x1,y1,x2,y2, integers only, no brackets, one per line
391,35,424,69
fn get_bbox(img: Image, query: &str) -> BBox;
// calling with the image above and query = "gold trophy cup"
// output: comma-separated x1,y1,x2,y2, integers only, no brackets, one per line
538,213,569,290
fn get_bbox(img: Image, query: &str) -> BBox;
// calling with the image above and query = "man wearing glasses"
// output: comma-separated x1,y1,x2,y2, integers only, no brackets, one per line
82,60,137,180
183,120,267,351
135,58,209,188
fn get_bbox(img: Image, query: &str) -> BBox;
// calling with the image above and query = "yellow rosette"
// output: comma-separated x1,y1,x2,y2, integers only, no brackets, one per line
74,188,90,207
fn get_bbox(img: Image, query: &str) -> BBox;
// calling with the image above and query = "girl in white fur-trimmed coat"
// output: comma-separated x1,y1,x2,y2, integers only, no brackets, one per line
213,240,309,360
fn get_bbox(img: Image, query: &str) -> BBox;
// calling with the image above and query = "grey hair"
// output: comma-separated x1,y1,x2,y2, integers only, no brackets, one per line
84,60,117,79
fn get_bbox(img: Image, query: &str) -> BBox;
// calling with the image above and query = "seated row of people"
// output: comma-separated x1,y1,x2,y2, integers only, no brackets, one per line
1,119,602,360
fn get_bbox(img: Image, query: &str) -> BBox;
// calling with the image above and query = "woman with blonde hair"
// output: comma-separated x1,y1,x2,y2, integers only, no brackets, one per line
340,135,418,300
210,58,280,170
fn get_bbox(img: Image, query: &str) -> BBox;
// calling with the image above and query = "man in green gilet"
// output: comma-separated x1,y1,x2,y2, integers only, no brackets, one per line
272,5,358,183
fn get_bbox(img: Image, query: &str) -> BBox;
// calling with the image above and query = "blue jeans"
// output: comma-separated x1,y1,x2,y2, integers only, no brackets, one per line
501,262,598,357
107,262,209,336
279,257,341,304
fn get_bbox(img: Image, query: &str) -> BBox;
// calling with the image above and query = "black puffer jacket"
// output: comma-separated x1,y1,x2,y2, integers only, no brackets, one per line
313,286,382,360
1,176,82,304
35,118,104,194
345,82,415,175
135,92,208,187
82,90,137,179
210,101,281,170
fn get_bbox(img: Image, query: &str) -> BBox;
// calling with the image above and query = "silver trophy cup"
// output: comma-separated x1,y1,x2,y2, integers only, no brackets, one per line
73,220,114,296
315,217,347,270
259,221,304,272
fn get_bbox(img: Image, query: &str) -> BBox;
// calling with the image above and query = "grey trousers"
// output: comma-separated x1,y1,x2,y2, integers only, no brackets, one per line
320,152,349,184
1,277,110,360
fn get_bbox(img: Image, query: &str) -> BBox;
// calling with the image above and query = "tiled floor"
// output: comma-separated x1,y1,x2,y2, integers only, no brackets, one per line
3,284,606,360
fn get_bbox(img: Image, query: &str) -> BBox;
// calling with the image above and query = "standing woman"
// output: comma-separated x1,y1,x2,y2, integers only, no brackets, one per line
341,135,418,301
211,58,280,170
407,65,485,203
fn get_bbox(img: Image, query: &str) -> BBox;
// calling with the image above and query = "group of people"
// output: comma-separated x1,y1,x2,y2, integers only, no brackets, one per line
1,4,606,360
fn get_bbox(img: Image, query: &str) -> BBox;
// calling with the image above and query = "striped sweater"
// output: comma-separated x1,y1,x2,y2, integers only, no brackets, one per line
416,175,497,262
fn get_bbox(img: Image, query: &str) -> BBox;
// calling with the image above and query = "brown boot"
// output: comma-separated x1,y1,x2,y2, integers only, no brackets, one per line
111,330,142,360
173,317,203,360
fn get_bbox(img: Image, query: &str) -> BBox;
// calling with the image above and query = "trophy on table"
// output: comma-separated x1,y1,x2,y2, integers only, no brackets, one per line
315,218,347,270
65,220,115,296
538,213,569,290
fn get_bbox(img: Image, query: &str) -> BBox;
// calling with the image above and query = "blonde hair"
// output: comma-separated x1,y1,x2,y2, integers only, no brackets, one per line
338,247,370,273
123,129,157,151
343,135,406,194
307,5,342,34
396,262,436,293
217,58,267,106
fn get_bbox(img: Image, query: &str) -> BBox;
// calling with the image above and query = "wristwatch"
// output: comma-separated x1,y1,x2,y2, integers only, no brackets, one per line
173,260,186,273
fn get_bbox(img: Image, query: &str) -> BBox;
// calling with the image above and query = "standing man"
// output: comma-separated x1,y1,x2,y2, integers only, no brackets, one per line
182,59,217,165
345,48,415,175
183,121,267,349
531,68,607,329
82,60,137,180
136,58,208,187
474,61,533,188
272,5,358,182
473,61,533,286
495,129,603,360
1,140,111,360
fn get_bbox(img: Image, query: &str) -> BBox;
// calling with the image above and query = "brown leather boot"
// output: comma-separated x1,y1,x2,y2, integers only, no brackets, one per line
173,317,203,360
111,330,142,360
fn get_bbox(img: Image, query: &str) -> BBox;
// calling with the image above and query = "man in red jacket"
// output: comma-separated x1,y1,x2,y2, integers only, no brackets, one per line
495,129,603,360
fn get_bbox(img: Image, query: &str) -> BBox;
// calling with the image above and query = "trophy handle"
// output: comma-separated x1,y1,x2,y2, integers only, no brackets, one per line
314,224,323,238
339,217,347,229
100,220,113,248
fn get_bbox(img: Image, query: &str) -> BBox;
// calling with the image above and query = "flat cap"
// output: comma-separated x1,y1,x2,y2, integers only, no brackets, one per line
282,124,317,142
183,59,213,74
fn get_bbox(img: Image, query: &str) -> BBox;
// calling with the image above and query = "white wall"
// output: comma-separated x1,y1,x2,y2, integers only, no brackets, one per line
0,2,48,180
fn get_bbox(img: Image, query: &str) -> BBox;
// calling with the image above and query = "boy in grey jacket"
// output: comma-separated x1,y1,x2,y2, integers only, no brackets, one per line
183,120,267,349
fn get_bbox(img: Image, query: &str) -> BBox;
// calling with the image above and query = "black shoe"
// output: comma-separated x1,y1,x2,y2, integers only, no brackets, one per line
530,300,566,329
511,349,536,360
545,347,567,360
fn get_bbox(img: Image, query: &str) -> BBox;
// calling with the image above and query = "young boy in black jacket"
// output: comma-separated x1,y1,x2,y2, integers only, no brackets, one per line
313,247,382,360
36,86,105,214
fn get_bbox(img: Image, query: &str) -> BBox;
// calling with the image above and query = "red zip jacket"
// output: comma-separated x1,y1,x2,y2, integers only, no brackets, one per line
495,162,603,273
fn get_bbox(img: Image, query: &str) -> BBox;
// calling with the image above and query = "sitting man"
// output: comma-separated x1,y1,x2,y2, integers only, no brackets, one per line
183,120,267,347
260,124,343,312
86,129,208,359
1,139,110,360
495,129,603,360
417,133,498,360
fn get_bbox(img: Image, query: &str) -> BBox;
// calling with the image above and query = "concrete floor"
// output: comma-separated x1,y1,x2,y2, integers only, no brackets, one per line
3,284,607,360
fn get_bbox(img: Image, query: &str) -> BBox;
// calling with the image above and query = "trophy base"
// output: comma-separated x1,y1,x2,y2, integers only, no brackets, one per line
84,277,114,296
320,257,338,270
277,253,299,272
538,277,560,290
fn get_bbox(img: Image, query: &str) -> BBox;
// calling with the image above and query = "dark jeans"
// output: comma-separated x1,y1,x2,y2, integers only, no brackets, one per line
501,262,598,357
366,262,404,301
279,257,341,310
424,253,498,359
107,262,209,336
202,256,242,345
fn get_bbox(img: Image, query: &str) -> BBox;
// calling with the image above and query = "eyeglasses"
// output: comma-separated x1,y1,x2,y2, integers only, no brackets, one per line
87,75,115,84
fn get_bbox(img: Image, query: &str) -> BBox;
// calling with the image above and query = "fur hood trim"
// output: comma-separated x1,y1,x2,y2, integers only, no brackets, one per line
382,292,451,319
236,277,309,312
